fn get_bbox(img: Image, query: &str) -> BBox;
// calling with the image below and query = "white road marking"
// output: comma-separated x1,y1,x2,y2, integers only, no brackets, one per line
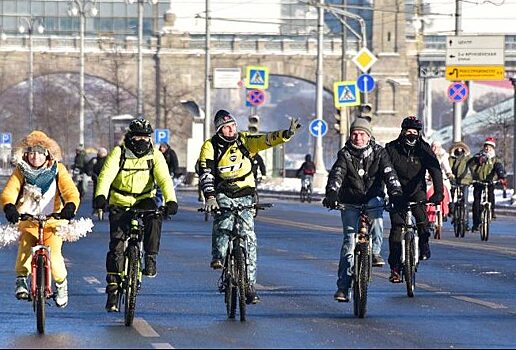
133,318,160,337
152,343,174,349
452,296,508,310
95,288,105,294
83,276,101,284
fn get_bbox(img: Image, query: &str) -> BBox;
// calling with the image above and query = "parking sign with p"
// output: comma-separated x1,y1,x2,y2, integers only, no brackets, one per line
154,129,170,144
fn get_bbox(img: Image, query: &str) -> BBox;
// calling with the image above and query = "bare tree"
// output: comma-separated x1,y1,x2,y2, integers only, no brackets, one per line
486,104,512,169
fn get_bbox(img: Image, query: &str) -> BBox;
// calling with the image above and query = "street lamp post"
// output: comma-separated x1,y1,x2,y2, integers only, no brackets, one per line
68,0,98,147
18,17,44,132
510,77,516,200
126,0,158,116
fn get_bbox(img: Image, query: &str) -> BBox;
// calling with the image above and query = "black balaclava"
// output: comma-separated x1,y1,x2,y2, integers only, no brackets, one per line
402,130,419,147
125,134,152,158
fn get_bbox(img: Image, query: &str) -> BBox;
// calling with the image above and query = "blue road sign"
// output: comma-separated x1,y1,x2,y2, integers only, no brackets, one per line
1,132,12,145
357,74,375,93
333,81,360,108
447,82,468,103
154,129,170,144
247,89,265,106
309,119,328,138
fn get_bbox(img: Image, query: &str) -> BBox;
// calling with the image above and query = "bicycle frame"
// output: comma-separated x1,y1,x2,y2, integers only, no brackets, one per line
30,218,53,301
401,203,420,266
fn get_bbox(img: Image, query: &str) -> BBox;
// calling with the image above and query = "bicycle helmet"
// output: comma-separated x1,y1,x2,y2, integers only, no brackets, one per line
128,117,153,136
401,116,423,131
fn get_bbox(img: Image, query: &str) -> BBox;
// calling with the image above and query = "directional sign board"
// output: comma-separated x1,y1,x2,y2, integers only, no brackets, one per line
309,119,328,138
247,89,265,106
333,81,361,108
352,47,378,73
446,66,505,81
447,82,469,103
357,74,375,93
245,66,269,90
446,35,504,66
154,128,170,144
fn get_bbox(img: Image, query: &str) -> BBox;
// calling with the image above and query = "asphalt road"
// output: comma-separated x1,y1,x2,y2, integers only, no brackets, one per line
0,188,514,348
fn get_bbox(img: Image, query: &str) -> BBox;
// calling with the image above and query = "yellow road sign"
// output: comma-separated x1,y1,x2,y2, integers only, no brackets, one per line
445,66,505,81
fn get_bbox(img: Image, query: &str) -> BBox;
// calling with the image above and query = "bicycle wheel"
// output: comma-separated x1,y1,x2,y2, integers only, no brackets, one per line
234,246,247,322
453,204,460,238
224,258,237,319
35,255,46,334
124,245,140,326
459,202,466,238
403,232,416,298
481,206,490,241
300,188,306,203
307,186,312,203
353,243,370,318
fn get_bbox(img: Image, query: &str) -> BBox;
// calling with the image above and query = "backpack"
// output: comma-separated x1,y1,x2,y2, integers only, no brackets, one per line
303,162,316,175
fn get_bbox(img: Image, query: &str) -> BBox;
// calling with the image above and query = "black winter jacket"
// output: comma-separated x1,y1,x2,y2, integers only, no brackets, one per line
325,140,402,204
385,135,443,202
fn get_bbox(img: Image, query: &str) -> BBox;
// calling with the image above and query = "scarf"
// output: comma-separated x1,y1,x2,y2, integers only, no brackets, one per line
18,160,58,195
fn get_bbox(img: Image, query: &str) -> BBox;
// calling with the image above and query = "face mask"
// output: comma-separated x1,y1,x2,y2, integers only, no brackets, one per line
403,133,418,146
454,149,465,157
128,138,151,157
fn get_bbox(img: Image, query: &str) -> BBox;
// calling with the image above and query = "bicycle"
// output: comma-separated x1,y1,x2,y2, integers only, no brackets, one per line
199,202,272,322
451,184,467,238
300,176,313,203
471,180,499,242
115,207,165,326
333,203,384,318
19,212,63,334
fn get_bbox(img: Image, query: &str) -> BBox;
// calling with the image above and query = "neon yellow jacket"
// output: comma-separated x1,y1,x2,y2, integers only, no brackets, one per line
199,131,292,198
95,145,176,207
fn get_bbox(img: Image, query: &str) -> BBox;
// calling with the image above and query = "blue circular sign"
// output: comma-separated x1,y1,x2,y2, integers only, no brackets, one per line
309,119,328,137
357,74,375,93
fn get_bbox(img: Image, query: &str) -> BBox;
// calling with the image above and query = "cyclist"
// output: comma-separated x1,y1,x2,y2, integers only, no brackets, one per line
323,118,403,302
426,141,452,233
86,147,108,214
199,109,300,304
93,117,178,312
296,154,316,193
251,153,266,183
72,145,88,199
448,141,472,227
385,116,443,283
467,137,507,231
1,130,79,308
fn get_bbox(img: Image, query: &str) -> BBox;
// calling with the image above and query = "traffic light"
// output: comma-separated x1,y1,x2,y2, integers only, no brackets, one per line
358,103,373,121
333,110,342,134
248,114,260,133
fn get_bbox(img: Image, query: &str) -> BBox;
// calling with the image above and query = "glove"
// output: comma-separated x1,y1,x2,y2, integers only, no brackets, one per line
93,195,107,210
4,203,19,224
447,173,455,182
322,191,339,209
59,202,76,220
165,201,178,216
499,178,508,188
204,197,220,213
390,195,405,211
285,118,301,138
428,192,444,205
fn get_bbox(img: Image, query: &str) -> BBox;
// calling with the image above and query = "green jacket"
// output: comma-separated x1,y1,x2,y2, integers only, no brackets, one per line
449,154,472,185
467,152,505,182
95,145,177,207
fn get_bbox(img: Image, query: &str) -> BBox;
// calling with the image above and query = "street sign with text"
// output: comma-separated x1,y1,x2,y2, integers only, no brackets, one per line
213,68,241,89
446,35,504,66
445,66,505,81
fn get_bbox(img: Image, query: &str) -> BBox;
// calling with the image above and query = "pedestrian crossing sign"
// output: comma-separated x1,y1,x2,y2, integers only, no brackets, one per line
245,66,269,90
333,81,361,108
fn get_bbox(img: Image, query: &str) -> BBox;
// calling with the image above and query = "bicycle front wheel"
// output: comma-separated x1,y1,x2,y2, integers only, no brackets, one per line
459,203,466,238
453,204,461,238
35,255,46,334
353,243,370,318
403,232,416,298
225,260,237,319
234,246,247,322
124,245,140,326
480,206,490,241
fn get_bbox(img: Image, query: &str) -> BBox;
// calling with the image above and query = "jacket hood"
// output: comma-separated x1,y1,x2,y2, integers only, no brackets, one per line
448,141,470,156
13,130,62,162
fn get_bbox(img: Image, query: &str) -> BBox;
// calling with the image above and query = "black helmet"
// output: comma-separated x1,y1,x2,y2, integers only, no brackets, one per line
128,117,153,136
401,116,423,131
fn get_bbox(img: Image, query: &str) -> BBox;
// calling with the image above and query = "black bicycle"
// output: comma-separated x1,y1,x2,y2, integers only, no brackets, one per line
451,183,467,238
116,207,165,326
472,180,499,241
333,203,384,318
200,202,272,321
300,176,313,203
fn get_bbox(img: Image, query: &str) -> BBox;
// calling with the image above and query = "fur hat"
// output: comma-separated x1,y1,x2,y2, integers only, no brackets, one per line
13,130,62,163
350,118,372,137
448,141,471,155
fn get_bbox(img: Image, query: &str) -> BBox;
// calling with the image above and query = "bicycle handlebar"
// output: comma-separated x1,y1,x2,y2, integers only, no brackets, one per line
331,203,386,211
128,207,166,218
19,212,62,222
198,203,273,213
471,179,501,186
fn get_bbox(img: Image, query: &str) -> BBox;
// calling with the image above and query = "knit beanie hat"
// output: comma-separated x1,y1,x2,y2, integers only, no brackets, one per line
214,109,237,132
350,118,372,137
484,137,496,148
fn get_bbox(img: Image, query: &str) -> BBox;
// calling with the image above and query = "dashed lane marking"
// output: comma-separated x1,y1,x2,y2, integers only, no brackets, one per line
84,276,101,284
133,318,160,337
452,296,508,310
151,343,174,349
96,288,105,294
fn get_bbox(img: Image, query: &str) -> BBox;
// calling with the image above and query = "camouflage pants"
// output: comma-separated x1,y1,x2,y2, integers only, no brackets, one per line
212,193,257,284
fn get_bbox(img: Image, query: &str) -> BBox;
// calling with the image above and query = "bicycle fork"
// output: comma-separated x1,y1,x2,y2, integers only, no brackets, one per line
30,247,52,299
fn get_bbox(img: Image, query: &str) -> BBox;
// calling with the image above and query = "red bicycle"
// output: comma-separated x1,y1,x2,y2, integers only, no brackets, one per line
20,212,63,334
